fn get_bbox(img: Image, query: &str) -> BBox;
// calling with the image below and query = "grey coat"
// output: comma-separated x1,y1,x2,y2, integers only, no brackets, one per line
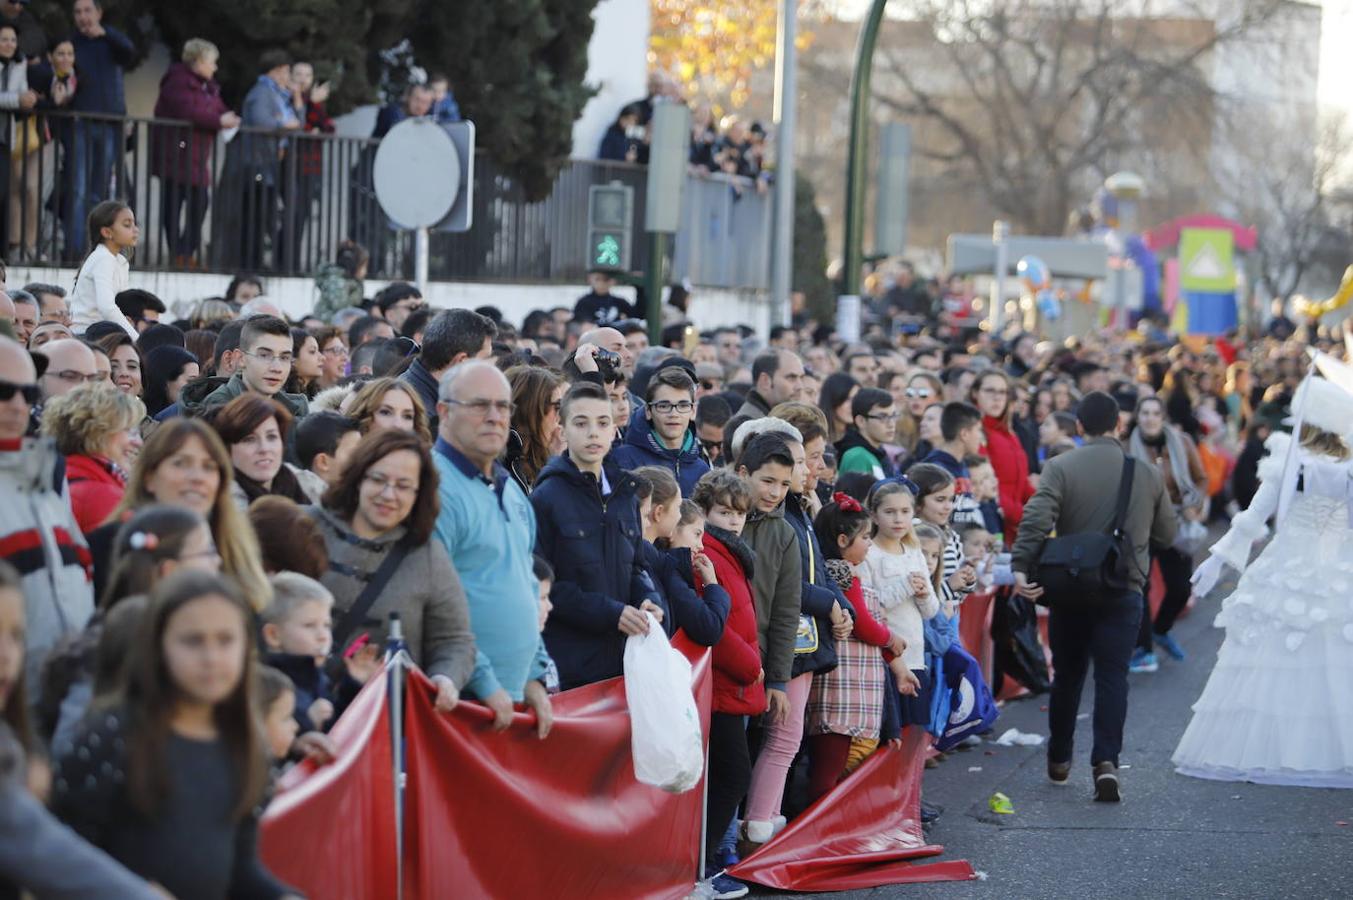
1012,435,1178,594
311,505,476,690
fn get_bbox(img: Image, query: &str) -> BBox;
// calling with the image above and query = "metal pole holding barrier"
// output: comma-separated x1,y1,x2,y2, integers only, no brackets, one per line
385,612,407,900
990,220,1010,334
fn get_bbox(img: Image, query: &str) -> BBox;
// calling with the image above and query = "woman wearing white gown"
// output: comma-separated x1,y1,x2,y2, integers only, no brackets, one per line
1174,376,1353,788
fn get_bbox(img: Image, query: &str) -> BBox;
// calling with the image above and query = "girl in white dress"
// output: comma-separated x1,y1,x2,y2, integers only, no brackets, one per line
1174,376,1353,788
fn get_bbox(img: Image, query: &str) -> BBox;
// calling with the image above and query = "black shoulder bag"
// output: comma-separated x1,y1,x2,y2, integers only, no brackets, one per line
332,541,411,653
1033,455,1135,604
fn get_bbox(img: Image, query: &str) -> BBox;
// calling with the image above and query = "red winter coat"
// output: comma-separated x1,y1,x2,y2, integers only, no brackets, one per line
152,62,231,187
64,454,125,535
701,532,767,716
982,414,1033,540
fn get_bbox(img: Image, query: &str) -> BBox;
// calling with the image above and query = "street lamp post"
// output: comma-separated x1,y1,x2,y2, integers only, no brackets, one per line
841,0,889,298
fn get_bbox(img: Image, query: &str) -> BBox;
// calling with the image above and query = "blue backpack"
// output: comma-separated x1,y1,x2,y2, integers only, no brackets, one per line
934,644,999,751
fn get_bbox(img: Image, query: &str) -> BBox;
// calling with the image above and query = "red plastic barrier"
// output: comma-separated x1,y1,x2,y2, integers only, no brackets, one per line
401,644,712,900
729,727,976,890
259,667,397,899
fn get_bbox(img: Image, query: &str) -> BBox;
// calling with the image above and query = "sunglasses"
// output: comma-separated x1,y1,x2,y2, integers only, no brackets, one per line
905,387,933,399
0,380,40,405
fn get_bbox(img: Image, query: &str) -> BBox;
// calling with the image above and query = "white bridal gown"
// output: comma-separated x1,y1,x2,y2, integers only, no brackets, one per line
1173,433,1353,788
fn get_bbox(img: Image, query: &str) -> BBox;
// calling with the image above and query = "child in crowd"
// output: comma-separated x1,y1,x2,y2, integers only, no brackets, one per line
956,522,995,590
861,480,930,727
633,466,729,647
669,499,706,552
692,469,765,895
805,493,910,801
964,454,1005,542
70,200,139,338
533,556,560,693
1039,410,1080,462
256,665,336,769
910,463,978,612
737,432,806,849
533,381,662,690
291,411,361,503
52,571,294,899
0,562,33,775
260,573,335,733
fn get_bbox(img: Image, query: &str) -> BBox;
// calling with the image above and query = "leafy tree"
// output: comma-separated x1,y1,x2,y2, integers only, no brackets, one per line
793,171,833,320
409,0,598,201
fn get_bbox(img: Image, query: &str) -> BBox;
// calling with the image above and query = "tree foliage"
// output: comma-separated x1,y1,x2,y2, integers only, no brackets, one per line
793,171,833,320
649,0,819,109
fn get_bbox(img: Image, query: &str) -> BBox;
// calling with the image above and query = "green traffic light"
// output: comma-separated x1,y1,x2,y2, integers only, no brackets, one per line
595,234,621,268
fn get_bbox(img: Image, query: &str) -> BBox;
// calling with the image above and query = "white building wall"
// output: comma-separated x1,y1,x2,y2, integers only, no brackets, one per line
571,0,651,160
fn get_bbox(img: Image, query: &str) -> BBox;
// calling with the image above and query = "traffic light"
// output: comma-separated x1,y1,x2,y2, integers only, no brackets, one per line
587,183,633,271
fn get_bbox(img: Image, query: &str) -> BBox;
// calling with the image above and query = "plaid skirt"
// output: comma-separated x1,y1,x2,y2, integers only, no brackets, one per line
806,585,887,740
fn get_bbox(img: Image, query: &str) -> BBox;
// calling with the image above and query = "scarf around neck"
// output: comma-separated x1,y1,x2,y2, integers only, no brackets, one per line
1129,424,1203,509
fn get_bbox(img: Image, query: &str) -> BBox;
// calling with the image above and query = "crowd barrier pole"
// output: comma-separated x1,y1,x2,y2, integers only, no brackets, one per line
386,615,408,900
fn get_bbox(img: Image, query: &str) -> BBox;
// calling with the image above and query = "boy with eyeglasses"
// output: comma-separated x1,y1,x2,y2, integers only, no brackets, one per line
609,365,710,496
834,387,898,479
201,314,309,419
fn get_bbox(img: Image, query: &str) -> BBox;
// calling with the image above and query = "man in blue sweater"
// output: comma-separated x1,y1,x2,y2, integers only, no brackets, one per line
432,361,553,738
67,0,135,254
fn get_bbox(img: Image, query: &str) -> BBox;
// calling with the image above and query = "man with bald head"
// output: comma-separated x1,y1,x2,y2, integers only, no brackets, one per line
432,360,553,740
0,291,14,339
35,339,100,403
0,336,94,700
578,326,635,378
27,322,73,350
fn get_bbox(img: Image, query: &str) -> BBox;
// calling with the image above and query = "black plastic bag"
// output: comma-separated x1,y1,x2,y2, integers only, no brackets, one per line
991,590,1051,694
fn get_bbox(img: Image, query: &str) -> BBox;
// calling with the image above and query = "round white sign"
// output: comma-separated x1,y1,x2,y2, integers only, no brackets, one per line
373,118,461,228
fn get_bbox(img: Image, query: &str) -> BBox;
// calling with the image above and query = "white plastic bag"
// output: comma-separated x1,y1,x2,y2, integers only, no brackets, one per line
624,612,704,793
1173,519,1208,556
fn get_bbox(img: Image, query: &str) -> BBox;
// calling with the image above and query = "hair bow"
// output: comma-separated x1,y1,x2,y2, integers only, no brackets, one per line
832,492,863,513
129,531,160,551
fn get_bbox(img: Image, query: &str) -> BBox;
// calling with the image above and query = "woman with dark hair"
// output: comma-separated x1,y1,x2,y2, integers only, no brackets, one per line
346,376,431,443
504,364,565,492
142,346,199,417
311,430,475,712
969,369,1033,540
1126,394,1207,672
817,372,860,444
246,496,328,579
284,327,322,398
51,570,293,899
205,393,308,509
95,331,144,398
311,325,348,390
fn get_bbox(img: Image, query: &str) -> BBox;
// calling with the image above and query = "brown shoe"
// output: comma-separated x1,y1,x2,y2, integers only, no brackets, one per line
1047,759,1071,784
1092,761,1121,802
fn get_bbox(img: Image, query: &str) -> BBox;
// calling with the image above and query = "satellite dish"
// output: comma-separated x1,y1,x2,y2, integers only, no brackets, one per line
373,118,461,228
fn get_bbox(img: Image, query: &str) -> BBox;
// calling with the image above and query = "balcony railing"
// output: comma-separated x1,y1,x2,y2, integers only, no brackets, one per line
6,110,770,291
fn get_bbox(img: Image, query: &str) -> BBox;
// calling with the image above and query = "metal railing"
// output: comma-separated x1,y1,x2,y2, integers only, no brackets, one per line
4,109,770,290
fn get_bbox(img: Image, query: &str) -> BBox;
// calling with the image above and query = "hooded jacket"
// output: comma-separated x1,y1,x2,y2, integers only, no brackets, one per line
154,374,229,421
532,455,658,690
835,427,896,479
782,494,853,678
151,62,231,187
63,454,125,535
702,526,767,716
638,542,729,647
608,404,711,497
981,414,1033,538
202,372,310,420
741,500,803,690
0,437,94,702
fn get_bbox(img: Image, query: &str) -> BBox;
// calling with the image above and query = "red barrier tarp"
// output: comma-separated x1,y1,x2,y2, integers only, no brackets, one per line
402,644,712,900
259,667,397,899
729,727,976,890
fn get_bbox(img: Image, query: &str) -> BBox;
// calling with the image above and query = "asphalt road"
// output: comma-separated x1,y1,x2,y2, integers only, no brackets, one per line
771,588,1353,900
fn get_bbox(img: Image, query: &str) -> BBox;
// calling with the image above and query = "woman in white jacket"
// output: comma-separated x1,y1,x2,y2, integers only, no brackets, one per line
1175,376,1353,788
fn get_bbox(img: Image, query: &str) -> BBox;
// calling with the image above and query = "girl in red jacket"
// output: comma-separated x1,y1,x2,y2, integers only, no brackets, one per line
692,470,763,892
970,370,1033,540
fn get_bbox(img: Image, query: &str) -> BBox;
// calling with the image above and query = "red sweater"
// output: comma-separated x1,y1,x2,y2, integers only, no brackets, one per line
64,454,125,535
701,533,767,716
981,414,1033,540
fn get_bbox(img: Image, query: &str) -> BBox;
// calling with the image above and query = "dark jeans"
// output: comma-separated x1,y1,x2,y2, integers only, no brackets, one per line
706,712,751,862
64,119,121,256
1138,546,1193,650
1047,591,1142,767
159,180,210,258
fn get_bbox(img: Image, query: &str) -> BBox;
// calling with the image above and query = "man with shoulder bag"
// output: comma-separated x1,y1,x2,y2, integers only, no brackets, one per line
1010,392,1176,802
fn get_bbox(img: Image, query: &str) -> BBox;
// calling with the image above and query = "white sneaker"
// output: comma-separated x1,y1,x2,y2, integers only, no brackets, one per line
744,819,774,843
771,815,788,835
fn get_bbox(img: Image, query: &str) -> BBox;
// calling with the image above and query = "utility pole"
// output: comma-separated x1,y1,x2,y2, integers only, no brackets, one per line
769,0,799,328
841,0,889,297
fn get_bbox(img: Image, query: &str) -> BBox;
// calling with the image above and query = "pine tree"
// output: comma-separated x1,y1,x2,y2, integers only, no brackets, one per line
793,172,833,321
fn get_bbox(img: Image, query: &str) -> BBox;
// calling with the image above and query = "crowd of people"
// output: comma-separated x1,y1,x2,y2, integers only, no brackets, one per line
599,72,771,192
0,178,1333,896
